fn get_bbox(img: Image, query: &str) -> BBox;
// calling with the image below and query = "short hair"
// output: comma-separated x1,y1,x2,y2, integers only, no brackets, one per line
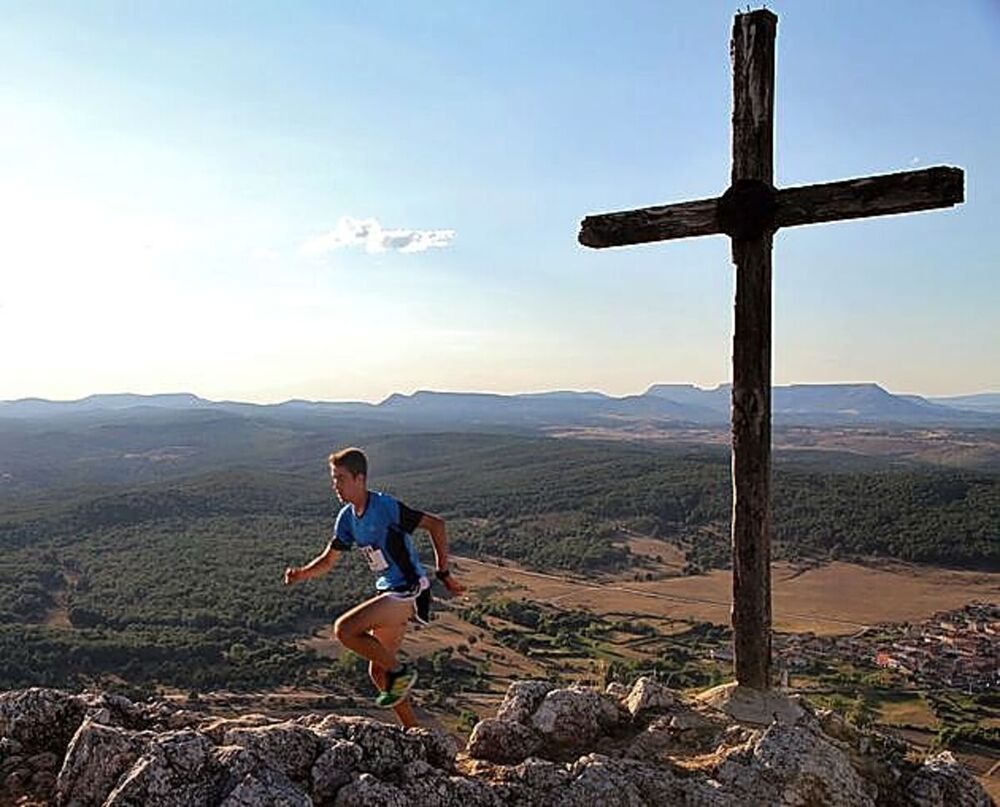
329,447,367,477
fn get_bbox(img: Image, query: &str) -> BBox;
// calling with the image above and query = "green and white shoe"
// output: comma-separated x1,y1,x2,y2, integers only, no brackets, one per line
375,664,418,708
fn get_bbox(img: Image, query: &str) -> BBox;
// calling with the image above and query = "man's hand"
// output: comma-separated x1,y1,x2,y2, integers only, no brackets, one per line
441,573,465,596
283,567,302,586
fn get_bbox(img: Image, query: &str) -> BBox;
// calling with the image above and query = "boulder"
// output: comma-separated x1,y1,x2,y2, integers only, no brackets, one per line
716,720,877,806
310,739,364,803
0,688,85,755
333,771,409,807
333,716,427,777
394,759,503,807
103,729,223,806
405,726,458,773
904,751,993,807
0,684,993,807
222,721,321,783
624,677,676,719
562,754,646,806
495,680,555,724
471,756,570,806
56,718,151,806
219,766,312,807
466,718,541,764
531,686,620,748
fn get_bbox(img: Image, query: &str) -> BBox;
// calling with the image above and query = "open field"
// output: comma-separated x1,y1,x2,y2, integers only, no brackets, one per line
877,694,939,729
298,554,999,711
446,556,1000,635
231,553,1000,793
548,424,1000,470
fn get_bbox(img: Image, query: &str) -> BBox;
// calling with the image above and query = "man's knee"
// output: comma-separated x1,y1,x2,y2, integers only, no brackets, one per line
333,615,352,644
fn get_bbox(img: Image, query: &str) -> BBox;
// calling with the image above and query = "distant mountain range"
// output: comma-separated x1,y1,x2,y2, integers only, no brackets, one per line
2,383,998,427
1,383,996,499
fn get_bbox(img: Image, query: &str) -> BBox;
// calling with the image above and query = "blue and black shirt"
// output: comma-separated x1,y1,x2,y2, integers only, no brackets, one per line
329,491,427,592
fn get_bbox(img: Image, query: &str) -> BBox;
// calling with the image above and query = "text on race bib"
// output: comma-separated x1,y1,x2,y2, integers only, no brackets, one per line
360,546,389,572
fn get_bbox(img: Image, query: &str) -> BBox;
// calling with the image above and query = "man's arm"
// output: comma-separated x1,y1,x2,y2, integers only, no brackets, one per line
416,513,465,594
284,543,341,586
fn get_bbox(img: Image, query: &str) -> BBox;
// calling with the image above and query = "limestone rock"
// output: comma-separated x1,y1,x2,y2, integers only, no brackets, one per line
466,718,541,764
474,756,571,806
199,714,280,744
56,718,151,807
697,682,806,726
103,728,222,806
624,676,676,719
904,751,994,807
0,688,85,755
563,754,646,806
213,745,264,799
394,759,503,807
333,716,427,777
495,680,554,724
402,770,502,807
333,771,409,806
559,753,731,806
626,707,728,759
0,735,22,760
0,684,993,807
310,739,363,803
78,692,151,731
406,726,458,773
31,767,57,792
222,721,320,783
531,686,620,748
716,720,877,806
605,681,631,700
219,766,312,807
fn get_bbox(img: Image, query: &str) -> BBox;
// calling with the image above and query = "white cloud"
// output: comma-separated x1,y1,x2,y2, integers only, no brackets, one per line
301,216,455,256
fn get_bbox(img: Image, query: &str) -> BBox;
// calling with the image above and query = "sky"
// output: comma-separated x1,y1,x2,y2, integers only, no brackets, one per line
1,1,997,403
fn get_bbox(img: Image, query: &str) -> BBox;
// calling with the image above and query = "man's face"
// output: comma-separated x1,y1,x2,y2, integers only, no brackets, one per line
330,464,364,503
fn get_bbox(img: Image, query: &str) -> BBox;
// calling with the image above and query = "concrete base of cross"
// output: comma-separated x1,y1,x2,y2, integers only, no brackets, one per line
696,682,806,726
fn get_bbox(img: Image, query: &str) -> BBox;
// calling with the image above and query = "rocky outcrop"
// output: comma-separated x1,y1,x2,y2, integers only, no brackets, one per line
0,679,993,806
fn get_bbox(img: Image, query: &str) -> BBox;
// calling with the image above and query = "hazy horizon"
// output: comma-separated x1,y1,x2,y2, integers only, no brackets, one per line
3,379,997,408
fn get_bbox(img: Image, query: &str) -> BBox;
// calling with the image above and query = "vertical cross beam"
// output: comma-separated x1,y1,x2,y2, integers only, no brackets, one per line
577,8,963,698
729,9,777,690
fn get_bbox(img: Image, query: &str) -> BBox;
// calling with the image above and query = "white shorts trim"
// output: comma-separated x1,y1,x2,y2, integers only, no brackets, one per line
383,576,430,602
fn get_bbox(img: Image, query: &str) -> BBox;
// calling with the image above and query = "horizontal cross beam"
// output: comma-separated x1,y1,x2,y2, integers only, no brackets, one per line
578,165,964,248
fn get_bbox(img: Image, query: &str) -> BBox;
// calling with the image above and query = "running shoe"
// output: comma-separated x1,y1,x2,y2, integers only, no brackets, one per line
375,663,418,708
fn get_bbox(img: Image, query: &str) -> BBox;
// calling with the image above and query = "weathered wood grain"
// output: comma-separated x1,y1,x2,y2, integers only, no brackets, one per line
775,166,964,228
578,197,721,248
729,8,776,691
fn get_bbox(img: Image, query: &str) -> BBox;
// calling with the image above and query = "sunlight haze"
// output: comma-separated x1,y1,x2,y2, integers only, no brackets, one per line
2,1,997,403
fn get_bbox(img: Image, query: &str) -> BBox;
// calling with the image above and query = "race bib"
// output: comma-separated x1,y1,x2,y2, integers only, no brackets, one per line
360,546,389,572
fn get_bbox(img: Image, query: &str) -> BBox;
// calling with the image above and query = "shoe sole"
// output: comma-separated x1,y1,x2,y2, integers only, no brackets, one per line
375,669,418,708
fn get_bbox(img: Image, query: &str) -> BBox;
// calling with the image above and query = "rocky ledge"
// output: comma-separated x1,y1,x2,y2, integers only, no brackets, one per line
0,679,993,806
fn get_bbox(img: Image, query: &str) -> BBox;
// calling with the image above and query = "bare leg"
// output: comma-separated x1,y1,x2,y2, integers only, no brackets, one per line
334,593,412,671
371,622,419,728
335,595,419,726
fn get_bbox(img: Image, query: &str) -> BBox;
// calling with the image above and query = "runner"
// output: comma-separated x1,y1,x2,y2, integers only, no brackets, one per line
283,446,464,727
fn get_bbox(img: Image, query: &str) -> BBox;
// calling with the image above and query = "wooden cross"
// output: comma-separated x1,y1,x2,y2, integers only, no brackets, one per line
578,10,964,690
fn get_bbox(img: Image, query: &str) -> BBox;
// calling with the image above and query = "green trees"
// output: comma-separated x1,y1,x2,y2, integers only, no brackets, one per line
0,432,995,694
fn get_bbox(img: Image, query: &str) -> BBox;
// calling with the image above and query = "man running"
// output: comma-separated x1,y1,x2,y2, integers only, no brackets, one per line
283,446,464,727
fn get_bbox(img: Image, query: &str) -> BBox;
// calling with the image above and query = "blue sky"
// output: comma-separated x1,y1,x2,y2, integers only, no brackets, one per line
1,1,997,402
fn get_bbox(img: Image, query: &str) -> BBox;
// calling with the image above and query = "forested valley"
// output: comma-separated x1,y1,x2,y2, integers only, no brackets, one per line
0,432,996,694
